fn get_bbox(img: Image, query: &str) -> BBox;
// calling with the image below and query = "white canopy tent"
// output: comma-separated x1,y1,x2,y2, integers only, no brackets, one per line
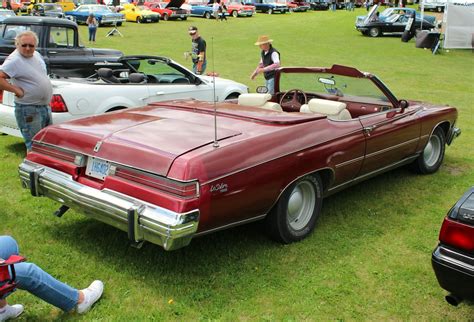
443,1,474,49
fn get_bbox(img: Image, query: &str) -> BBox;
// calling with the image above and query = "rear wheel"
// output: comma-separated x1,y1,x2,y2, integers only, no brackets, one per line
411,127,446,174
437,6,443,12
162,13,168,21
136,16,141,23
232,10,238,17
266,174,323,244
204,11,211,19
267,8,273,14
369,27,380,37
117,22,122,26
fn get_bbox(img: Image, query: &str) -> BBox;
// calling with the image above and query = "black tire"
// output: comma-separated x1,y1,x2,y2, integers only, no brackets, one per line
437,6,443,12
182,17,187,20
369,27,380,37
116,22,122,26
162,13,168,21
136,16,141,23
232,10,238,17
411,127,446,174
204,11,211,19
267,8,273,14
265,174,323,244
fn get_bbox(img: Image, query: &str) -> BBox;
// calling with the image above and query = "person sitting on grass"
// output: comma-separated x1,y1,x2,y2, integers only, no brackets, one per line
0,236,104,321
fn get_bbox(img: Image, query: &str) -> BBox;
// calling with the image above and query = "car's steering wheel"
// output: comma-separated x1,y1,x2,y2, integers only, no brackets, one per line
279,89,308,111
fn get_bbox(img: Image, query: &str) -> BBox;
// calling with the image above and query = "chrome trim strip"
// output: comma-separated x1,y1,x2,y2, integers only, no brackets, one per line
195,214,267,237
365,137,419,159
335,156,364,168
18,160,199,251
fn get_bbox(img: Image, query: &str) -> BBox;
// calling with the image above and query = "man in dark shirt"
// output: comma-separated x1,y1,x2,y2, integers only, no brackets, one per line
250,35,280,95
188,26,206,75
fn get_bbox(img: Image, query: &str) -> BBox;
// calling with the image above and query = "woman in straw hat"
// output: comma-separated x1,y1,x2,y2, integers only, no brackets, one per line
250,35,280,95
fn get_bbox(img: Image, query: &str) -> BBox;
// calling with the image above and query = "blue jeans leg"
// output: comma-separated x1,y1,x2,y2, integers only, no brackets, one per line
0,236,79,312
265,77,275,95
14,104,51,151
89,27,97,42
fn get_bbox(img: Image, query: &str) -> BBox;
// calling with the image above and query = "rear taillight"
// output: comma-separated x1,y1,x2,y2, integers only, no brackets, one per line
110,165,199,199
31,143,85,166
50,94,68,113
439,217,474,252
0,90,3,102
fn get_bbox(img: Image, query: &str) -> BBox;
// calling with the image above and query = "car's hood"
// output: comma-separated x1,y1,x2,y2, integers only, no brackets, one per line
166,0,185,8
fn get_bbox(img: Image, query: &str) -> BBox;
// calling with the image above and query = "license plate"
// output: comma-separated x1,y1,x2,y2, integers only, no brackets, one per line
146,19,151,22
86,157,110,180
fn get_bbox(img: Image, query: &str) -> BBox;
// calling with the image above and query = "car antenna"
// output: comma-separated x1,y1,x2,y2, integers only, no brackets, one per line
211,36,219,148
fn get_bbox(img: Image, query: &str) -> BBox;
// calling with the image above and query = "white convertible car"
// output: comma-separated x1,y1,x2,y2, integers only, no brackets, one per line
0,55,248,137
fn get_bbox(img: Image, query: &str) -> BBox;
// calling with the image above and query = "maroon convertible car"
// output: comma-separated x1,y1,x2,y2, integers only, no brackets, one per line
18,65,461,251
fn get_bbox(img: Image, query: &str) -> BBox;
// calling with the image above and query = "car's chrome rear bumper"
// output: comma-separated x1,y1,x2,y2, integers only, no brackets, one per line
18,160,199,251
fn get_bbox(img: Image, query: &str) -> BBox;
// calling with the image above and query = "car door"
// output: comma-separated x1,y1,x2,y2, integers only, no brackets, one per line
45,25,90,77
358,104,421,176
137,59,214,102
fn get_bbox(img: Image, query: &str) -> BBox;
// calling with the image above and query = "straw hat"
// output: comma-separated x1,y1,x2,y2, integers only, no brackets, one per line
254,35,273,46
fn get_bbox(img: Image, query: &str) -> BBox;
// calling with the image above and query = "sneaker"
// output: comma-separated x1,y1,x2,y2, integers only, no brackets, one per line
0,304,24,321
76,280,104,314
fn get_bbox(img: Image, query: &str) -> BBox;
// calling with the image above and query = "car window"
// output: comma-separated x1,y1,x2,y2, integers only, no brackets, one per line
0,25,31,42
49,27,75,48
130,59,191,84
279,72,392,105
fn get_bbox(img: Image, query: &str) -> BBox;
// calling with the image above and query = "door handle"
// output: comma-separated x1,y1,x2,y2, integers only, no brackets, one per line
155,91,165,95
363,125,376,135
49,51,58,54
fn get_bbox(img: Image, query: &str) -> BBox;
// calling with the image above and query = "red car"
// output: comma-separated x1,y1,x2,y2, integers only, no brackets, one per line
19,65,460,251
144,0,189,20
225,1,255,17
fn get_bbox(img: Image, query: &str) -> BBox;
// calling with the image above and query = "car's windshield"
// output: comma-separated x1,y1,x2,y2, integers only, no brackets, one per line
279,72,391,104
125,58,191,84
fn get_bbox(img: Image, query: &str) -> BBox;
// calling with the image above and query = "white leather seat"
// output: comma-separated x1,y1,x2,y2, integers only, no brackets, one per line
299,98,351,120
237,93,282,111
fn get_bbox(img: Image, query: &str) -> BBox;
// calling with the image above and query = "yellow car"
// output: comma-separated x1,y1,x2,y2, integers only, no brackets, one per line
26,0,74,14
121,4,159,23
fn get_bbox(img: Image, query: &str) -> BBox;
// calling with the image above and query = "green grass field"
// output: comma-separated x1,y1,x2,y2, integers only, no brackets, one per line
1,8,474,320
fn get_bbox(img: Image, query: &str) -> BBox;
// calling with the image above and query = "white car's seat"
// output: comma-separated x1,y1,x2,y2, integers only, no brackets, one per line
300,98,351,120
237,93,283,112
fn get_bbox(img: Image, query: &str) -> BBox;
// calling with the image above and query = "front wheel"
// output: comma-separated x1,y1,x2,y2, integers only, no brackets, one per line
232,10,238,17
411,127,446,174
369,27,380,37
162,13,168,21
136,16,141,23
204,11,211,19
116,22,122,26
265,174,323,244
267,8,273,14
437,6,443,12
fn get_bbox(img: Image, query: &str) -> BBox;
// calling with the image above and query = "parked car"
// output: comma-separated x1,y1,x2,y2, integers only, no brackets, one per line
421,0,446,12
244,0,289,14
17,64,460,251
356,5,436,37
145,0,189,20
0,55,248,137
30,3,66,18
289,0,311,11
188,2,219,19
0,8,15,21
356,6,437,25
225,0,255,17
0,16,123,77
25,0,75,14
66,5,125,26
121,3,160,23
307,0,329,10
432,187,474,306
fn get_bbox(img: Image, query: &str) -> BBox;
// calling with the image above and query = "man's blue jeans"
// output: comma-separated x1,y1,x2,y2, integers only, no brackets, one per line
14,104,51,151
0,236,78,311
265,77,275,95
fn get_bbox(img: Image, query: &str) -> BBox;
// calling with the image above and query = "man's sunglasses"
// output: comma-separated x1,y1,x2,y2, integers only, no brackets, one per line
21,44,35,48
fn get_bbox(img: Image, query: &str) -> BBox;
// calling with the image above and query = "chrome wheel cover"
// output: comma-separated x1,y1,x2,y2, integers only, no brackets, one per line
287,181,316,231
423,134,441,167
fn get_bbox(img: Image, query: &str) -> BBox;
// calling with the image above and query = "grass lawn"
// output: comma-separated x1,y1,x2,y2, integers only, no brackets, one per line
2,8,474,320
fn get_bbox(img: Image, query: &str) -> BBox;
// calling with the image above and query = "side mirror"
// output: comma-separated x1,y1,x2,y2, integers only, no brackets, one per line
256,85,268,94
194,77,202,85
398,99,409,111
